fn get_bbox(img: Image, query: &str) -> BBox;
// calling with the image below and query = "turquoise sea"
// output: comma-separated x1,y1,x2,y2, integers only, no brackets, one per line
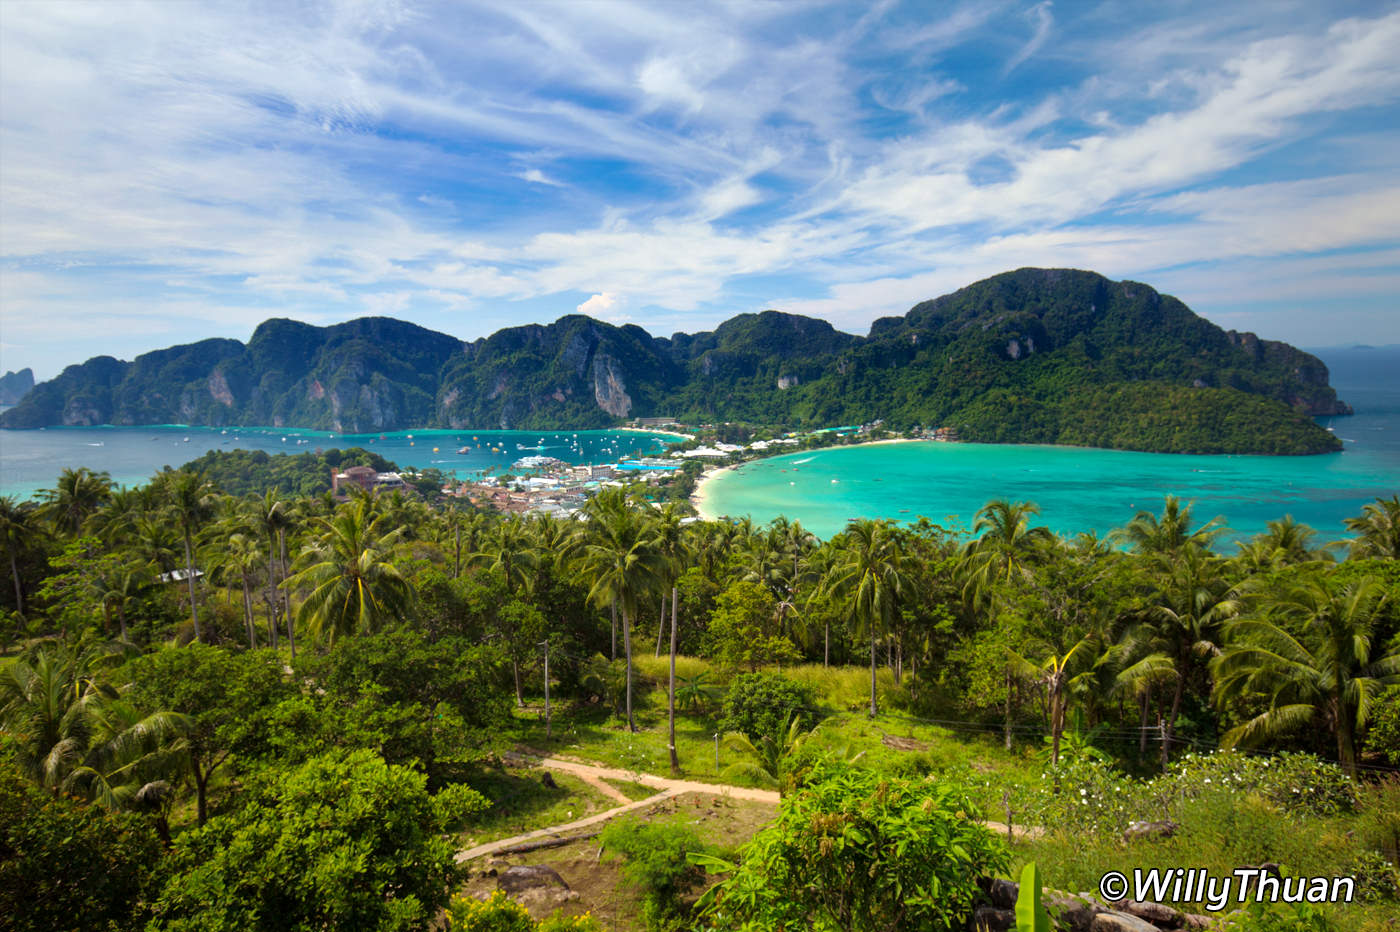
0,424,680,501
698,348,1400,544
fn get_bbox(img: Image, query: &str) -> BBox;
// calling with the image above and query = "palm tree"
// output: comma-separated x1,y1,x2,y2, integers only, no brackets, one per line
1114,495,1225,556
576,491,661,732
1009,634,1099,766
0,496,40,618
1345,495,1400,560
822,519,908,717
216,532,265,647
37,467,112,536
470,515,540,597
95,566,149,643
959,500,1053,614
721,713,821,797
251,490,296,654
285,497,411,642
1120,545,1241,769
158,470,217,642
1235,516,1331,572
1214,574,1399,777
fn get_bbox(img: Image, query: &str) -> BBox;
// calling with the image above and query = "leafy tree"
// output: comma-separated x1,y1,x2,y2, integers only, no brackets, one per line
147,748,484,931
719,672,814,743
447,891,607,931
698,763,1009,932
130,644,292,824
705,579,800,671
0,761,163,932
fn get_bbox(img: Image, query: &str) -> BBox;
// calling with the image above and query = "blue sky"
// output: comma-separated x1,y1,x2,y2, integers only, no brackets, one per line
1,0,1398,380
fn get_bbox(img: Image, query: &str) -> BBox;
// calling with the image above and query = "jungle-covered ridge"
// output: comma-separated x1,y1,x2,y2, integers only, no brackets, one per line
0,269,1349,455
1,462,1397,930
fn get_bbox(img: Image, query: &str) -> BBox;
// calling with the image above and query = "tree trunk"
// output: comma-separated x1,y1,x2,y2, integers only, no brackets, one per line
8,551,22,618
267,538,279,650
869,624,878,718
454,522,461,579
1139,691,1150,756
241,574,256,648
193,760,209,826
623,604,635,732
279,529,295,660
1335,693,1357,778
610,600,617,661
513,660,524,707
824,618,829,667
668,586,679,775
1050,678,1064,766
1004,671,1014,751
183,532,202,642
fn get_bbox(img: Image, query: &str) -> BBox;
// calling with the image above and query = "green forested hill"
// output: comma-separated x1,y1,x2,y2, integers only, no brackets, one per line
0,268,1348,454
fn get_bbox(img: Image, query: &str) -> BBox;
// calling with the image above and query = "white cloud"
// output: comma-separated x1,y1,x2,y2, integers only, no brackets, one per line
576,291,626,320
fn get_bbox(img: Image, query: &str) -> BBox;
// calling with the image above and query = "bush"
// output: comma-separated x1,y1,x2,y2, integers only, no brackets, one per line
446,891,606,931
720,672,814,743
600,818,712,929
0,762,162,932
1364,685,1400,766
701,762,1009,931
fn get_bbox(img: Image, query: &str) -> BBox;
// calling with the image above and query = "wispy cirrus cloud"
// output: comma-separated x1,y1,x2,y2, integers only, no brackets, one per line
1,0,1398,379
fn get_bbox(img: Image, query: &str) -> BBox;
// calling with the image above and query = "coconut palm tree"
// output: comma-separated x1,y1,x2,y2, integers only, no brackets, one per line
157,469,217,642
1344,495,1400,560
576,491,662,732
721,712,822,797
822,519,908,718
0,495,40,618
1120,545,1241,768
1115,495,1225,556
1214,574,1399,777
250,490,296,654
285,497,411,642
37,467,112,536
1009,634,1100,766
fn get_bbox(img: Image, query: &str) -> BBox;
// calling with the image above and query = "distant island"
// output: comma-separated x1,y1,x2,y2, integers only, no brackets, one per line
0,367,33,405
0,268,1349,455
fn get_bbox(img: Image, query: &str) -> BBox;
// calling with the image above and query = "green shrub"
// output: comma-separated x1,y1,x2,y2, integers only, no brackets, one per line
720,672,814,742
447,891,606,931
600,818,712,930
1364,686,1400,766
700,762,1009,931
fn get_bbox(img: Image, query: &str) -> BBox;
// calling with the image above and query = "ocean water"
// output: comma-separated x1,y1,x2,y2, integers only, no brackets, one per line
698,347,1400,544
0,423,680,501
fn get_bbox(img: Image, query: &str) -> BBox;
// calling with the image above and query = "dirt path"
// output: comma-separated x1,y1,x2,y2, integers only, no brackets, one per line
458,754,1030,863
456,755,779,863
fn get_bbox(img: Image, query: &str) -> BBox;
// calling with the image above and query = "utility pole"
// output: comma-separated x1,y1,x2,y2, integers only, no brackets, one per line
714,732,720,773
541,639,551,742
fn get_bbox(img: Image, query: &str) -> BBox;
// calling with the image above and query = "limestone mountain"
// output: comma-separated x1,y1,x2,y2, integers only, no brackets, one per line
0,269,1349,454
0,368,34,405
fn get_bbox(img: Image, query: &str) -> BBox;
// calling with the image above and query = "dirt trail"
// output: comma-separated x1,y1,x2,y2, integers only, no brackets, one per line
458,754,1028,863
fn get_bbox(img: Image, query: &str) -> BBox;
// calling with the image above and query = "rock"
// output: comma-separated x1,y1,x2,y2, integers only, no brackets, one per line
1092,911,1161,932
1182,914,1214,929
981,877,1019,910
973,906,1016,931
497,865,570,895
1045,893,1102,932
1123,900,1182,928
1123,819,1178,842
541,771,558,790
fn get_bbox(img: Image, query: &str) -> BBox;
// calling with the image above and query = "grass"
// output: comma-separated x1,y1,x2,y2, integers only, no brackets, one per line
457,766,617,848
601,778,659,802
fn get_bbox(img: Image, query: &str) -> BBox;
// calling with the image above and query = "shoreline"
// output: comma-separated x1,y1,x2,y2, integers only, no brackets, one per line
689,436,928,520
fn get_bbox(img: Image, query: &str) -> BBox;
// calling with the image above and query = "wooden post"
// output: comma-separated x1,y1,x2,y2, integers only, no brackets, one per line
542,639,551,742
